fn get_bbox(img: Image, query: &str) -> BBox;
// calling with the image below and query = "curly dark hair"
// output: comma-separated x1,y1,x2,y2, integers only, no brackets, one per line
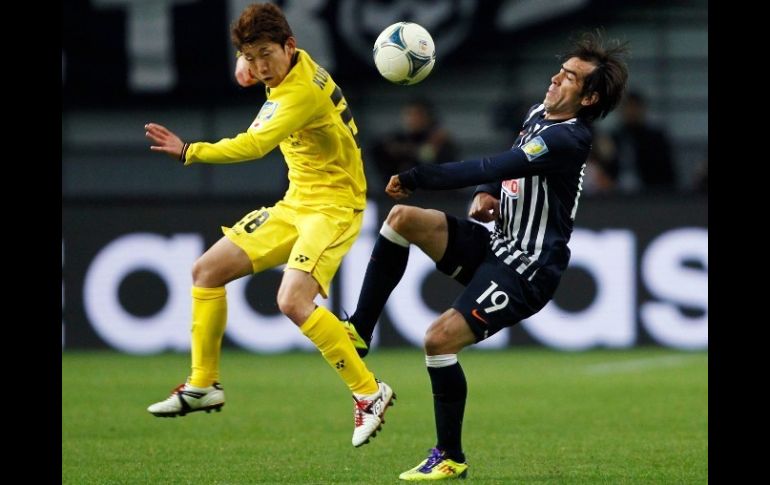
561,30,630,121
231,3,293,50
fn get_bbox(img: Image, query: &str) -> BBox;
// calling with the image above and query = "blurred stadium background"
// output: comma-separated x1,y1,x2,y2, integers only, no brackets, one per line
62,0,707,354
62,2,707,482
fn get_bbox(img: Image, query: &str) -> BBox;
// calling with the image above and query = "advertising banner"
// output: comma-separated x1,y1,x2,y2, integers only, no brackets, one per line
62,194,707,352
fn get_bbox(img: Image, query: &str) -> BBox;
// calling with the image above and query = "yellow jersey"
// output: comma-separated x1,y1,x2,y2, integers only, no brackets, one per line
184,49,366,209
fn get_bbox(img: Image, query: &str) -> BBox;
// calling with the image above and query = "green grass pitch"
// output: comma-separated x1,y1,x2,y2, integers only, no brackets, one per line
62,348,707,484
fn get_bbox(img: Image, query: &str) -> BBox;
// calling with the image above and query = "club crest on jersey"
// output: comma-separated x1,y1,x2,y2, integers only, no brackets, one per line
522,135,549,161
251,101,279,129
502,178,520,198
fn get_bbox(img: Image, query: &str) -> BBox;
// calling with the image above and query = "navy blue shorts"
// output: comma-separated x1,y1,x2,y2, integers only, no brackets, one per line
435,215,555,342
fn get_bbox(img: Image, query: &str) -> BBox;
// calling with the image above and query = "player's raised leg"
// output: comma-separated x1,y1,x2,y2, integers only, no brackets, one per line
345,205,448,356
280,269,396,446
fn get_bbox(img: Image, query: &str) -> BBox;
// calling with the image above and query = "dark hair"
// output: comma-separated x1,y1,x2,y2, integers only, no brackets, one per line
231,3,293,50
561,30,630,121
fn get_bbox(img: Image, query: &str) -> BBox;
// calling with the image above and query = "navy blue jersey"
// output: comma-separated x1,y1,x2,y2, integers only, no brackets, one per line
398,103,593,282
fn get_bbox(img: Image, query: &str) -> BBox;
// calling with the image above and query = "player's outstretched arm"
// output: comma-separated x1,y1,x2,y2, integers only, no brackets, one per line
145,123,185,160
396,126,581,192
235,55,258,87
468,192,500,222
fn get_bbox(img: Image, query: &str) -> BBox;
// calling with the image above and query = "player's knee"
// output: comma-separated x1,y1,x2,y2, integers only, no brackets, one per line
386,204,417,234
276,292,294,317
191,258,214,286
423,327,449,355
276,292,308,323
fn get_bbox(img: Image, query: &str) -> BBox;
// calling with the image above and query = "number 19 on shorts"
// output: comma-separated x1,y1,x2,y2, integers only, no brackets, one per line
476,281,509,313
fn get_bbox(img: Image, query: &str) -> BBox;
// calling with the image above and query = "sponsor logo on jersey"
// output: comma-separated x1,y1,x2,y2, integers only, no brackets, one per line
502,178,520,198
521,135,548,161
251,101,279,129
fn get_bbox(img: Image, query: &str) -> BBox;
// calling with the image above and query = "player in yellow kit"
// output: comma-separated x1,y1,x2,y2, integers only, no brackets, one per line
144,2,394,448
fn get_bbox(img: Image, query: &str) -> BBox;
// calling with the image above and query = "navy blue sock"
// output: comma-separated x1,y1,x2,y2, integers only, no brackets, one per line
427,362,467,463
350,233,409,342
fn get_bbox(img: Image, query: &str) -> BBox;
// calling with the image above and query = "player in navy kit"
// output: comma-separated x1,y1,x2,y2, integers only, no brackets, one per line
340,32,629,480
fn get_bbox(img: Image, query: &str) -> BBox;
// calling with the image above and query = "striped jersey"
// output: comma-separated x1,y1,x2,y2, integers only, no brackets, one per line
398,103,592,282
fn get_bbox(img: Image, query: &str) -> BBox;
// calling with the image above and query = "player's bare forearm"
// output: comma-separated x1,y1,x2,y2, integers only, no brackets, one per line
145,123,185,160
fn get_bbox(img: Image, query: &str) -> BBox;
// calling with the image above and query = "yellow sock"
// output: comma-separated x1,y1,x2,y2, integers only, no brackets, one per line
301,306,378,395
189,286,227,387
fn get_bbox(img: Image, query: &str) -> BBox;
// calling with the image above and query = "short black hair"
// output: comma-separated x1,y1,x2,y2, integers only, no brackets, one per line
231,3,293,50
561,30,630,121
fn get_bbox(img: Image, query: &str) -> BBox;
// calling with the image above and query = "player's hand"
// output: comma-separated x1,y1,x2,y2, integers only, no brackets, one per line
235,55,258,87
385,175,412,200
145,123,185,160
469,192,499,222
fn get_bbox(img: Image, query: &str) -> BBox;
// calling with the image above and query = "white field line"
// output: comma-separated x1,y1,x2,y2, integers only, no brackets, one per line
583,354,703,375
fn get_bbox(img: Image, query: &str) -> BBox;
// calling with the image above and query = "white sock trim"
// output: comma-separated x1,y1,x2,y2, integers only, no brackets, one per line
380,222,410,247
425,354,458,368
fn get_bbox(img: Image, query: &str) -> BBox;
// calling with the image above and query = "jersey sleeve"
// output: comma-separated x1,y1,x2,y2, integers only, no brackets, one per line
473,182,502,199
184,84,319,165
399,123,588,191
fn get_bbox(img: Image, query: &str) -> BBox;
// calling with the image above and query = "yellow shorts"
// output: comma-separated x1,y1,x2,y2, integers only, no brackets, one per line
221,199,363,298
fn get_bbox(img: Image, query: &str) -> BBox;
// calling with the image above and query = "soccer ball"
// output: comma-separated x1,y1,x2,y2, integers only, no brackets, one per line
373,22,436,85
